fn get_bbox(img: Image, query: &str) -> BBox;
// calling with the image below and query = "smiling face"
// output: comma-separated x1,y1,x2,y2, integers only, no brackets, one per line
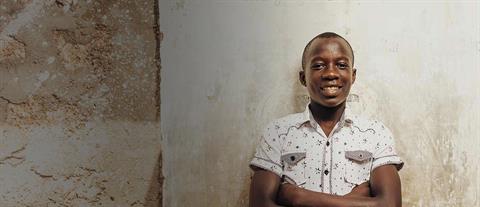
299,37,356,108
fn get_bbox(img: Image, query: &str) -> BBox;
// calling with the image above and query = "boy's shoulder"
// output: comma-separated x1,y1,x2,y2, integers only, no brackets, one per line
264,110,393,136
350,114,393,137
265,111,307,131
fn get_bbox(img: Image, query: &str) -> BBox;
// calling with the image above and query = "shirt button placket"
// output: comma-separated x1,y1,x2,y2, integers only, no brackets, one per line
323,138,332,193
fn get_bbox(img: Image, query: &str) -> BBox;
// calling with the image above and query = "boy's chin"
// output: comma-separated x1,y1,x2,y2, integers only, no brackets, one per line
312,98,346,108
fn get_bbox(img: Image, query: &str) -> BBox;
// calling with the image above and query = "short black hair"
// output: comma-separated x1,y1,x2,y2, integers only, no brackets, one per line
301,32,354,70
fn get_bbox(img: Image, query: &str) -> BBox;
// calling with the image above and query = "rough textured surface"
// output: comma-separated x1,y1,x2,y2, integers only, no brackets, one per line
1,0,162,206
160,1,479,206
1,0,159,120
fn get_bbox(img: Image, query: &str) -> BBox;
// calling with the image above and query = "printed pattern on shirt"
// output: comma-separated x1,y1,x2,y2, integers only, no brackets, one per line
250,105,403,196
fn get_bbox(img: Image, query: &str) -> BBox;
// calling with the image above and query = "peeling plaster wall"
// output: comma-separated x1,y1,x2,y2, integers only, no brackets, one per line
1,0,162,206
161,1,480,206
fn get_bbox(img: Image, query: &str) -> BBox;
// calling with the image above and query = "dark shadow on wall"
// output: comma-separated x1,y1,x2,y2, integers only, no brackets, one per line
153,0,162,122
144,0,163,206
144,151,163,207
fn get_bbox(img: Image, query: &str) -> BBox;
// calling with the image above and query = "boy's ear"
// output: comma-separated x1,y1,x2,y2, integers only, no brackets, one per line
352,68,357,84
299,70,306,86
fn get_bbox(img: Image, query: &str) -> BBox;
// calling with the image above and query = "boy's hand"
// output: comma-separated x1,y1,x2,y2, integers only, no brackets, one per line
345,182,371,198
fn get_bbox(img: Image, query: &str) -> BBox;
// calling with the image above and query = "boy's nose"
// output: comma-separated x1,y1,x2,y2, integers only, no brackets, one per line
321,65,339,79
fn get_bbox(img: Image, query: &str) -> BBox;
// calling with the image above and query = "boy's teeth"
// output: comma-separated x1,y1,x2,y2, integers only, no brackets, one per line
322,86,341,94
324,87,338,90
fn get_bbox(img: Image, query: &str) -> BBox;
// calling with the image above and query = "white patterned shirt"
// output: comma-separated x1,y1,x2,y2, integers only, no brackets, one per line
250,104,403,195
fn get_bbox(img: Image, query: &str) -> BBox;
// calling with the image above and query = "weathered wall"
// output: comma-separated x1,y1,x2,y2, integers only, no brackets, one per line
160,1,479,206
1,0,162,206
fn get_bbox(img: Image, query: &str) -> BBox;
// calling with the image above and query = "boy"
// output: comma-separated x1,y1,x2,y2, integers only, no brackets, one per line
249,32,403,207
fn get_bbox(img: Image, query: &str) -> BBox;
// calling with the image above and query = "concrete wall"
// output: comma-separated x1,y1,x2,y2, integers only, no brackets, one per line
1,0,161,206
160,1,479,206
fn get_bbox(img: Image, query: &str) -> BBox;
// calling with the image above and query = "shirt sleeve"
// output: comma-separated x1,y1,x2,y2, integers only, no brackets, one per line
371,123,404,171
249,122,283,177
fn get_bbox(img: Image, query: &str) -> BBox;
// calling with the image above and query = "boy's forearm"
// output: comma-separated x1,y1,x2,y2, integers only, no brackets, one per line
279,165,402,207
279,184,379,207
250,168,288,207
251,199,284,207
298,191,379,207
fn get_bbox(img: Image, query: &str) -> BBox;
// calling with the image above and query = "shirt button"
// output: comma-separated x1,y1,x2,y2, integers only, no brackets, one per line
324,170,329,175
326,141,330,146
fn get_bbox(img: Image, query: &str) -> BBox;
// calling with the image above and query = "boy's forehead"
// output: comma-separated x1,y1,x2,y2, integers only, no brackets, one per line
308,37,353,60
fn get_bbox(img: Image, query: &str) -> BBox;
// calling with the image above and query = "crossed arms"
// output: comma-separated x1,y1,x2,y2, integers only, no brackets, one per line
249,164,401,207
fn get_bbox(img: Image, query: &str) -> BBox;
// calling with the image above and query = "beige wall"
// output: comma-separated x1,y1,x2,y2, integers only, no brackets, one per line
1,0,161,206
161,1,479,206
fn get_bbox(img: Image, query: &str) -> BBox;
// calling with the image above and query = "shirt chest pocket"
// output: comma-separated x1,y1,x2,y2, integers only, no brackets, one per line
281,151,307,186
344,150,373,185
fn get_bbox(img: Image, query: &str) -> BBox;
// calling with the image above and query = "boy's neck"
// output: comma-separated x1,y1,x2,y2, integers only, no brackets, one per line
309,101,346,132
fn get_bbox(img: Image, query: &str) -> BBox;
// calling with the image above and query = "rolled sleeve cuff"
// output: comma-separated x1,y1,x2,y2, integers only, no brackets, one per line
372,155,404,171
250,157,283,177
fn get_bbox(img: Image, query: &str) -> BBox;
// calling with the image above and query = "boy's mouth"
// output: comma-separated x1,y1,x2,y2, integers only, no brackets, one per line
320,86,343,96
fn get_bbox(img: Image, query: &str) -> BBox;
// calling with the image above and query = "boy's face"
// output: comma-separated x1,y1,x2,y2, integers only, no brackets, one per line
300,37,356,108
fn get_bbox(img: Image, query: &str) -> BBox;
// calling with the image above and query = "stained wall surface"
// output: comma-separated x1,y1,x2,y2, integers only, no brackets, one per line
160,1,479,206
1,0,161,206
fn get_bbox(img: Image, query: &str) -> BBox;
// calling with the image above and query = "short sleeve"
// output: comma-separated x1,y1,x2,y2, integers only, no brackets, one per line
249,122,283,176
371,123,404,171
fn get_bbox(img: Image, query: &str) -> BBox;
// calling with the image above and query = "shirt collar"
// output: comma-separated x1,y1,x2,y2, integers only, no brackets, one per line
295,103,355,128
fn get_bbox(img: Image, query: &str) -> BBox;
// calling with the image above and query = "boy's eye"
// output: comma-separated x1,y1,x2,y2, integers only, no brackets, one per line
311,63,325,70
337,63,349,69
